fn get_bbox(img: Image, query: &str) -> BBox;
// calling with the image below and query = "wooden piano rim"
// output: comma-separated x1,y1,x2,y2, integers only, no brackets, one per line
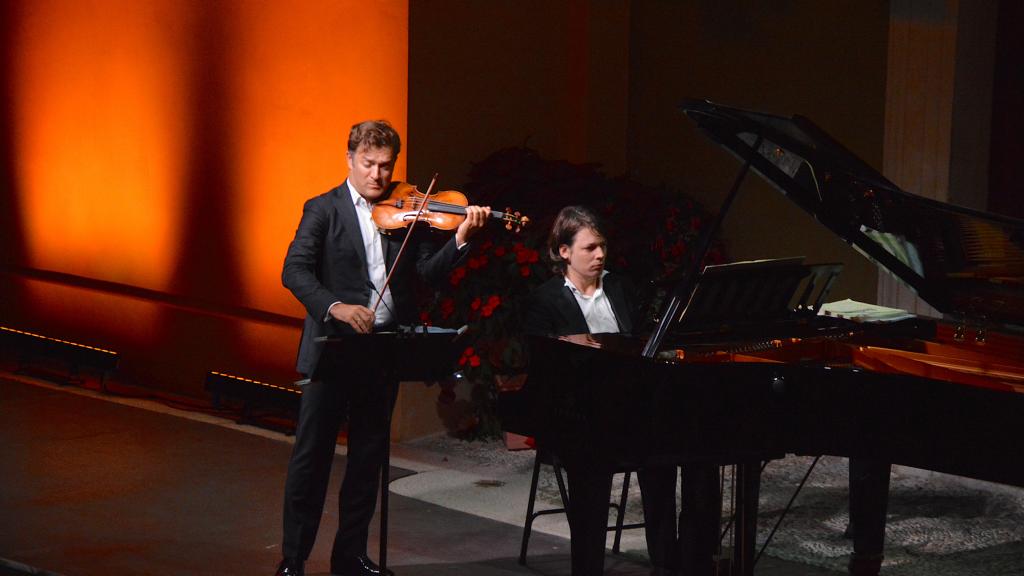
851,345,1024,393
682,335,1024,393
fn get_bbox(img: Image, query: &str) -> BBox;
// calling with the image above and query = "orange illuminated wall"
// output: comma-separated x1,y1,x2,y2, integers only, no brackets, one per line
12,1,193,291
10,0,408,318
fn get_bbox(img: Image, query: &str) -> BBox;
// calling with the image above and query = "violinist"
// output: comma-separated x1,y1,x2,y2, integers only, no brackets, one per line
276,120,489,576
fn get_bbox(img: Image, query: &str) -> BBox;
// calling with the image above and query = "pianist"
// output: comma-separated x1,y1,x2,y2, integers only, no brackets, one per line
523,205,686,575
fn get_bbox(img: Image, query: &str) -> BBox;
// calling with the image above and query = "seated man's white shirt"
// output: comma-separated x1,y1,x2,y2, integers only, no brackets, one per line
564,271,619,334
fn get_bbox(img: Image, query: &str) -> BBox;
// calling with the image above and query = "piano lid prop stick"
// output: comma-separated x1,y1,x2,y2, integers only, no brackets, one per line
642,131,764,358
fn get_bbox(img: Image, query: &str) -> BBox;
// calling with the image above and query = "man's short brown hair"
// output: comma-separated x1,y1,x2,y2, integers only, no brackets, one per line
347,120,401,156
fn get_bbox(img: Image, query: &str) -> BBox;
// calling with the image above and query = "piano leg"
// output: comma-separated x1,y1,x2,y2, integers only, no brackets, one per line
564,463,614,575
731,461,761,576
678,463,722,575
847,458,891,576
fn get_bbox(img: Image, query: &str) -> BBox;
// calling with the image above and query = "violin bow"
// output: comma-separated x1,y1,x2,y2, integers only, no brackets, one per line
370,173,439,317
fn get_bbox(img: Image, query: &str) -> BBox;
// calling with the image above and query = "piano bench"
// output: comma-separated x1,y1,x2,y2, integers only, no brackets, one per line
518,448,644,565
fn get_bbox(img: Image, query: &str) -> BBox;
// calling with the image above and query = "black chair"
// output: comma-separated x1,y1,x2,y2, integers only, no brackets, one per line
518,448,645,565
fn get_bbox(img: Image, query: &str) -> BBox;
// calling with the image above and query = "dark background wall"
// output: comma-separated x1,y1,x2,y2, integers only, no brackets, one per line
410,0,890,305
989,0,1024,220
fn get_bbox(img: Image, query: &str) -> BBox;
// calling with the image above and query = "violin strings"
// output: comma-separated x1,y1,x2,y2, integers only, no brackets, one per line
392,193,516,221
407,197,465,210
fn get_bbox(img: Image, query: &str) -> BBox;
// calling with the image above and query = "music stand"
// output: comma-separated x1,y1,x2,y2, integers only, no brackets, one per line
316,326,463,573
680,257,842,324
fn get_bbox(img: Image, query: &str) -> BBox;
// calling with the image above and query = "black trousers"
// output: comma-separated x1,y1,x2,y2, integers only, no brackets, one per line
281,364,397,569
565,462,720,575
638,465,680,570
564,463,613,575
640,463,722,574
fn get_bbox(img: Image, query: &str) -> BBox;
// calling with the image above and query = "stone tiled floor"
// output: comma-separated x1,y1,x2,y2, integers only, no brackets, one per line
1,375,843,576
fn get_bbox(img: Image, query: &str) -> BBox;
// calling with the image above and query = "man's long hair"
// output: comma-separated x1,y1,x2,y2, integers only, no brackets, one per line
547,205,606,274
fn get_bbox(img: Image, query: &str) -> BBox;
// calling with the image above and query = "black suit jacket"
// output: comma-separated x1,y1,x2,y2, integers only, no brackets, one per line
282,181,466,376
522,272,640,337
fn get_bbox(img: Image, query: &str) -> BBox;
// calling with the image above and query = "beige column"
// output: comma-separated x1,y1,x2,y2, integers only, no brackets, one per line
878,0,997,315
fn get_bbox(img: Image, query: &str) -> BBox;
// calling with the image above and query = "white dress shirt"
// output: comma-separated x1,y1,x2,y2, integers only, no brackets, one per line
564,271,619,334
348,181,395,327
324,182,395,328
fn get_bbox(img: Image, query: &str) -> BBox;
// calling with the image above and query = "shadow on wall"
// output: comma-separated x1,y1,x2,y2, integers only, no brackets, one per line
0,2,26,269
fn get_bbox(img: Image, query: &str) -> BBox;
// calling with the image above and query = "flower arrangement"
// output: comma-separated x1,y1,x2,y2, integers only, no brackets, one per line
419,147,726,439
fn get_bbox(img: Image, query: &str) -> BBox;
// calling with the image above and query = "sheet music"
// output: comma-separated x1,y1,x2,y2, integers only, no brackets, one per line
818,298,915,323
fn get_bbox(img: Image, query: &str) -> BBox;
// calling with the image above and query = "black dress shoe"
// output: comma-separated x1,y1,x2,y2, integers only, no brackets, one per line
274,558,304,576
332,555,394,576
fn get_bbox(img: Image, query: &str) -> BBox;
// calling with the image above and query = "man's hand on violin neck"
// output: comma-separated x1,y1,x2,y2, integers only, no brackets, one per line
455,205,491,246
330,302,375,334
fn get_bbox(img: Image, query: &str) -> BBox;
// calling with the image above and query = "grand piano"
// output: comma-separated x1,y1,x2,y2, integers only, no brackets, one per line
510,100,1024,575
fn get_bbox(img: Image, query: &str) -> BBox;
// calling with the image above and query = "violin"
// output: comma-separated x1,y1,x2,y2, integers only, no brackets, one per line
372,181,528,234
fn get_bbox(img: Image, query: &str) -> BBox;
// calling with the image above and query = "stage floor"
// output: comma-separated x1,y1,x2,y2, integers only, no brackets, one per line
0,374,842,576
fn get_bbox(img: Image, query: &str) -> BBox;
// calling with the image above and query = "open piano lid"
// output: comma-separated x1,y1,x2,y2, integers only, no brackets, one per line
681,99,1024,330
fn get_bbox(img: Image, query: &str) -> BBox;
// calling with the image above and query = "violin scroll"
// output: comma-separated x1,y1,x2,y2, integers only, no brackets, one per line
503,207,529,234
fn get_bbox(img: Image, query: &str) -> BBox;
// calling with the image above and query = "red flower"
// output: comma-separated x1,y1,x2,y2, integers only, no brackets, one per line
449,266,467,286
470,297,481,311
468,256,490,270
440,297,455,319
520,266,531,277
458,346,481,367
481,295,501,318
419,311,432,325
494,246,506,257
